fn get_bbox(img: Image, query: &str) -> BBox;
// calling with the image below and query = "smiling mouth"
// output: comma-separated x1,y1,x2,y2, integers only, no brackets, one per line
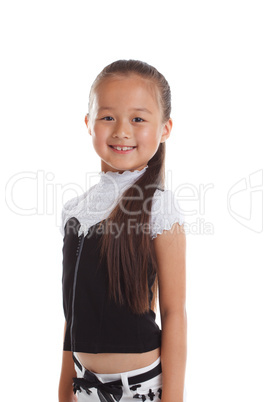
109,145,137,151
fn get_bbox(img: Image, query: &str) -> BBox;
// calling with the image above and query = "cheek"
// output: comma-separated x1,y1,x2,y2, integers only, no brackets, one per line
91,134,108,156
137,128,160,148
92,138,107,154
92,124,109,143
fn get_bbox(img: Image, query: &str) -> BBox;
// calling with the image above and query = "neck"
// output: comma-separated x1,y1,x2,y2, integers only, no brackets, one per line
100,163,149,174
98,165,148,187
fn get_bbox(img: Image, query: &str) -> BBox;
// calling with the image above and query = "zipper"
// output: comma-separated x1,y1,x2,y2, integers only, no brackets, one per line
70,233,85,348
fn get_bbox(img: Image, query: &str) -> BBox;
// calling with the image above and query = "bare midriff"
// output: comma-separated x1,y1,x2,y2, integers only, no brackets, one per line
76,347,161,374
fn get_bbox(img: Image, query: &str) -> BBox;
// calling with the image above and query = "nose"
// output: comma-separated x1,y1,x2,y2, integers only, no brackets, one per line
112,119,131,138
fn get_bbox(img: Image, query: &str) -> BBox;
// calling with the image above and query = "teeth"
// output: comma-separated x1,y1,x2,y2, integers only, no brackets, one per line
112,146,135,151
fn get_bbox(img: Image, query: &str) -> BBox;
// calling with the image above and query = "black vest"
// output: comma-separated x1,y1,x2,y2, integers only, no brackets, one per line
62,217,161,353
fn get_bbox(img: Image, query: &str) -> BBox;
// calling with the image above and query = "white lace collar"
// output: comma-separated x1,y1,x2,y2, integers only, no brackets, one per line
61,165,149,238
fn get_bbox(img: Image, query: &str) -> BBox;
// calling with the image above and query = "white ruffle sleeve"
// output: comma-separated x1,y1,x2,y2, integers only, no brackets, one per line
59,196,77,237
59,187,94,237
150,188,185,239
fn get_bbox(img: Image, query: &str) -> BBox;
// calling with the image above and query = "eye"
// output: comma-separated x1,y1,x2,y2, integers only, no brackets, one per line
101,116,114,121
133,117,144,123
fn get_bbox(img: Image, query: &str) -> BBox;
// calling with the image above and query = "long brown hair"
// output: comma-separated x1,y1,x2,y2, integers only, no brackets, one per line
88,60,171,315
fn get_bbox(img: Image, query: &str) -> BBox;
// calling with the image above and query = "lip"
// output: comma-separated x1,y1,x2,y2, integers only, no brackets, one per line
109,145,136,154
109,145,137,148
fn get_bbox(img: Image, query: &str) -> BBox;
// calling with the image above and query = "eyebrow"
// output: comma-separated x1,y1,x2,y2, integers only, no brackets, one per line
97,107,152,115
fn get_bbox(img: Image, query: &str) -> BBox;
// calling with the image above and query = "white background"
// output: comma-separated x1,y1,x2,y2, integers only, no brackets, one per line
1,1,267,401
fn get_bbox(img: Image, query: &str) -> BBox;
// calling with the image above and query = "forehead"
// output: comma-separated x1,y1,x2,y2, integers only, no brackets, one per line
92,74,160,109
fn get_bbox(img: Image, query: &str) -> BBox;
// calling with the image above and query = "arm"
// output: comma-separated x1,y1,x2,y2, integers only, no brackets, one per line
153,222,187,402
58,321,78,402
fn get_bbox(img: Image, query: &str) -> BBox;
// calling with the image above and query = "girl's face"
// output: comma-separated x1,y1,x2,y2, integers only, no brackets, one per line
85,74,172,173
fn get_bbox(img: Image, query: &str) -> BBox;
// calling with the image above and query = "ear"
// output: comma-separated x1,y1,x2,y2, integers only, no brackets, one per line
160,118,173,143
85,113,92,135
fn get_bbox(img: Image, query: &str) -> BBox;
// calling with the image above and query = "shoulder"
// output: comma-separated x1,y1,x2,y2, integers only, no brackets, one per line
150,188,185,240
59,185,97,236
59,195,81,237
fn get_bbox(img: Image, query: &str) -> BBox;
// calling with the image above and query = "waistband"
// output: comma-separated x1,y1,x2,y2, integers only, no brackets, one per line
72,352,162,400
73,352,161,380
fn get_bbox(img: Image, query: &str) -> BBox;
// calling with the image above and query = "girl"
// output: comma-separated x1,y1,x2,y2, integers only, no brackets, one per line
58,59,187,402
